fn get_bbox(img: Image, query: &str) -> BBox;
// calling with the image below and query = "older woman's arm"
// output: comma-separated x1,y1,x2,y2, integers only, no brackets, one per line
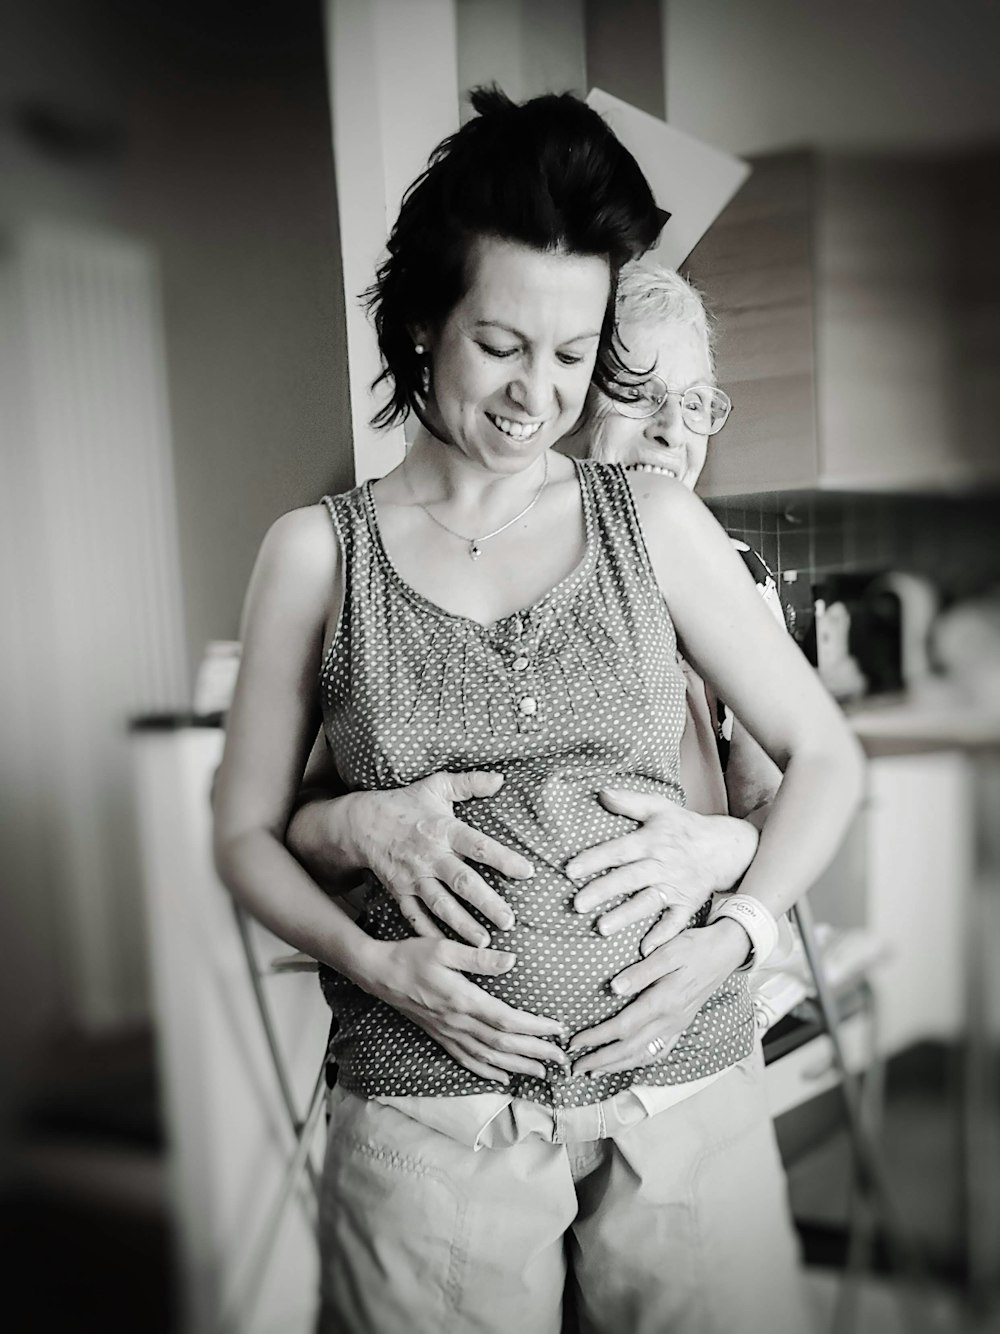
286,740,532,945
570,477,864,1075
564,717,779,952
289,739,769,950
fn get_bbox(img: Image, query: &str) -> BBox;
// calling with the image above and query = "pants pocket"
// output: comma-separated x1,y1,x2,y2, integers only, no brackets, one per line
318,1094,470,1334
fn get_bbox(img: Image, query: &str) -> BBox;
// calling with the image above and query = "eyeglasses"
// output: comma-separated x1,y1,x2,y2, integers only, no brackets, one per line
612,376,732,435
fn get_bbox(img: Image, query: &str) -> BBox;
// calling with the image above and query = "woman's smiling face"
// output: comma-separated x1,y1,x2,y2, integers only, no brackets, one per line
593,318,714,489
420,236,611,475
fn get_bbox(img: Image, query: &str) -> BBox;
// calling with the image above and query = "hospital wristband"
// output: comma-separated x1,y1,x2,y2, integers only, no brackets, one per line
707,894,780,973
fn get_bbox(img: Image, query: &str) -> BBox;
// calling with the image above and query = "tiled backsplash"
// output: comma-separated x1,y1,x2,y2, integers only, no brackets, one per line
707,490,1000,645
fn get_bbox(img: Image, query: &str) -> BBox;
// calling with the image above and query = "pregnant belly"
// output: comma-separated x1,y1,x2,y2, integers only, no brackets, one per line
360,773,689,1033
362,869,652,1035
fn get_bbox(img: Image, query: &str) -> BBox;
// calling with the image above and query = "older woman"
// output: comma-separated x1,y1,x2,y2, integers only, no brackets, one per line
214,88,861,1333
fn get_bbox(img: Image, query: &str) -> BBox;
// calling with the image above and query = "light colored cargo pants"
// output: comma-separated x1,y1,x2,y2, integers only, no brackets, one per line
317,1043,812,1334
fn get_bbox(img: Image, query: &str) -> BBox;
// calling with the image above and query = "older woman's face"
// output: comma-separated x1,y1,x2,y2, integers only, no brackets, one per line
593,319,713,489
421,236,610,476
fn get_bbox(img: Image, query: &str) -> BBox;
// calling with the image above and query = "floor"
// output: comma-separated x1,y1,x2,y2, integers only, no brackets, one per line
3,1030,996,1333
804,1270,998,1334
787,1043,1000,1334
2,1027,176,1334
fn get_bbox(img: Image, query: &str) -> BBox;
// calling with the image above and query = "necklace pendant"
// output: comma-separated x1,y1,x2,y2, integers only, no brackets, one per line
469,541,483,560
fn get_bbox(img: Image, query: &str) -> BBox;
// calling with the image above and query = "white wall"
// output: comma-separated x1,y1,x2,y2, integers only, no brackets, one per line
1,0,353,683
113,28,353,670
326,0,459,482
665,0,1000,154
457,0,587,114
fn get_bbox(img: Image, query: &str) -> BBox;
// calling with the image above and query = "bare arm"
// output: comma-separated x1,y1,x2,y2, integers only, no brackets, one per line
212,508,348,957
633,477,863,919
571,477,864,1073
286,731,365,895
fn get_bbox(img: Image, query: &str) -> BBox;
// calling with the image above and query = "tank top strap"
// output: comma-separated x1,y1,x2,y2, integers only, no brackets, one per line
320,483,392,598
320,485,363,563
578,460,659,587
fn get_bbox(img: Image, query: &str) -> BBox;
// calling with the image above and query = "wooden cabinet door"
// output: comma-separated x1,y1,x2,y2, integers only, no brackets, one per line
687,153,821,496
687,151,997,494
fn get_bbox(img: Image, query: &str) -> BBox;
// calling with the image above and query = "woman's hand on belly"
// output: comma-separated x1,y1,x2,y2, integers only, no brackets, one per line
567,921,749,1076
566,788,759,953
342,771,534,944
366,936,569,1084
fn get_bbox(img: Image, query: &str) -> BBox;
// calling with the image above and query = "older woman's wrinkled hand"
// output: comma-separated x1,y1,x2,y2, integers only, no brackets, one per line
338,770,534,945
567,920,750,1076
369,936,568,1084
566,788,759,954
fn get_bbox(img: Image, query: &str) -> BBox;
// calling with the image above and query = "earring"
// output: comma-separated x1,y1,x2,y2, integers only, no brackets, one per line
414,342,430,395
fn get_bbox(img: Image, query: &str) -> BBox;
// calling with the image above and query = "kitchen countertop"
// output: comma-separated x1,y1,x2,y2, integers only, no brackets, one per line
843,686,1000,756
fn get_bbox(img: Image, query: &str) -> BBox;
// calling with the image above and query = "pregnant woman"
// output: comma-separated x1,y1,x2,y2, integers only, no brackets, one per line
213,87,862,1334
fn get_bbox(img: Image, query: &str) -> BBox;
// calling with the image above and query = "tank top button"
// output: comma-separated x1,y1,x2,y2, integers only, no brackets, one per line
511,656,529,672
518,696,537,716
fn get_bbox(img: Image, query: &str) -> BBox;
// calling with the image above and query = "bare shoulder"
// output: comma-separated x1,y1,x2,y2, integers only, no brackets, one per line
262,502,337,559
241,503,340,638
623,469,723,560
257,504,338,585
624,467,697,517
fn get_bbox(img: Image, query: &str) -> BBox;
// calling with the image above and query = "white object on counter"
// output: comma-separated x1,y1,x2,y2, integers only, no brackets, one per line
873,571,939,690
192,640,242,716
933,586,1000,710
814,598,868,702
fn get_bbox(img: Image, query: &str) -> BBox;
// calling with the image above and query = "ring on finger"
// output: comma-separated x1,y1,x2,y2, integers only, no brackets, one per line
652,887,672,910
646,1035,668,1057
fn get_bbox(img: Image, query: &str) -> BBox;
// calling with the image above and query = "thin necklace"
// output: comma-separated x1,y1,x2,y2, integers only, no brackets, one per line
405,452,550,560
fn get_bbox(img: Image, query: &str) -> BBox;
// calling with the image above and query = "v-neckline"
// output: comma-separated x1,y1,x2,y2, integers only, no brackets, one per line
360,456,597,632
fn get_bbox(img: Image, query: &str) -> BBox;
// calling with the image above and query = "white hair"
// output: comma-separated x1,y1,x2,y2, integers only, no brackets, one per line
586,260,716,460
614,260,716,373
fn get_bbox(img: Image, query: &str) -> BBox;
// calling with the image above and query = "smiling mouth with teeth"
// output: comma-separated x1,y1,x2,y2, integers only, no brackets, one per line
486,413,543,441
628,461,680,478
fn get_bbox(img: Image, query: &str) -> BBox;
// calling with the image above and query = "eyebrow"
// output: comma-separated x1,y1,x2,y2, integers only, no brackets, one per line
474,320,602,344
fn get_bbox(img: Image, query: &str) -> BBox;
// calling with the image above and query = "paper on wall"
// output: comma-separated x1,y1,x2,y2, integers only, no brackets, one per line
586,88,751,271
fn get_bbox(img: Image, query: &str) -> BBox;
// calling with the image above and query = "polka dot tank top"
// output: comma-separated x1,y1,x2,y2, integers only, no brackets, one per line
318,460,753,1108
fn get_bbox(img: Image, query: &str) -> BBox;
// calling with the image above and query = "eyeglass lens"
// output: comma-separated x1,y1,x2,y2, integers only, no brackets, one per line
615,377,731,433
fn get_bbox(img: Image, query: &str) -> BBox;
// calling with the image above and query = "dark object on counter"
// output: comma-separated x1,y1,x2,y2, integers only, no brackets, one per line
806,574,904,696
128,711,225,731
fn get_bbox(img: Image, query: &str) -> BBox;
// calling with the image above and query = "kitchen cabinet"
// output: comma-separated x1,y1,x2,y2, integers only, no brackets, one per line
764,742,973,1126
841,706,1000,1301
684,151,1000,496
806,736,977,1060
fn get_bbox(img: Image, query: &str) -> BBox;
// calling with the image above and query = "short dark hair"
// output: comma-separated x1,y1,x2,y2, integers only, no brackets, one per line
365,86,664,428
